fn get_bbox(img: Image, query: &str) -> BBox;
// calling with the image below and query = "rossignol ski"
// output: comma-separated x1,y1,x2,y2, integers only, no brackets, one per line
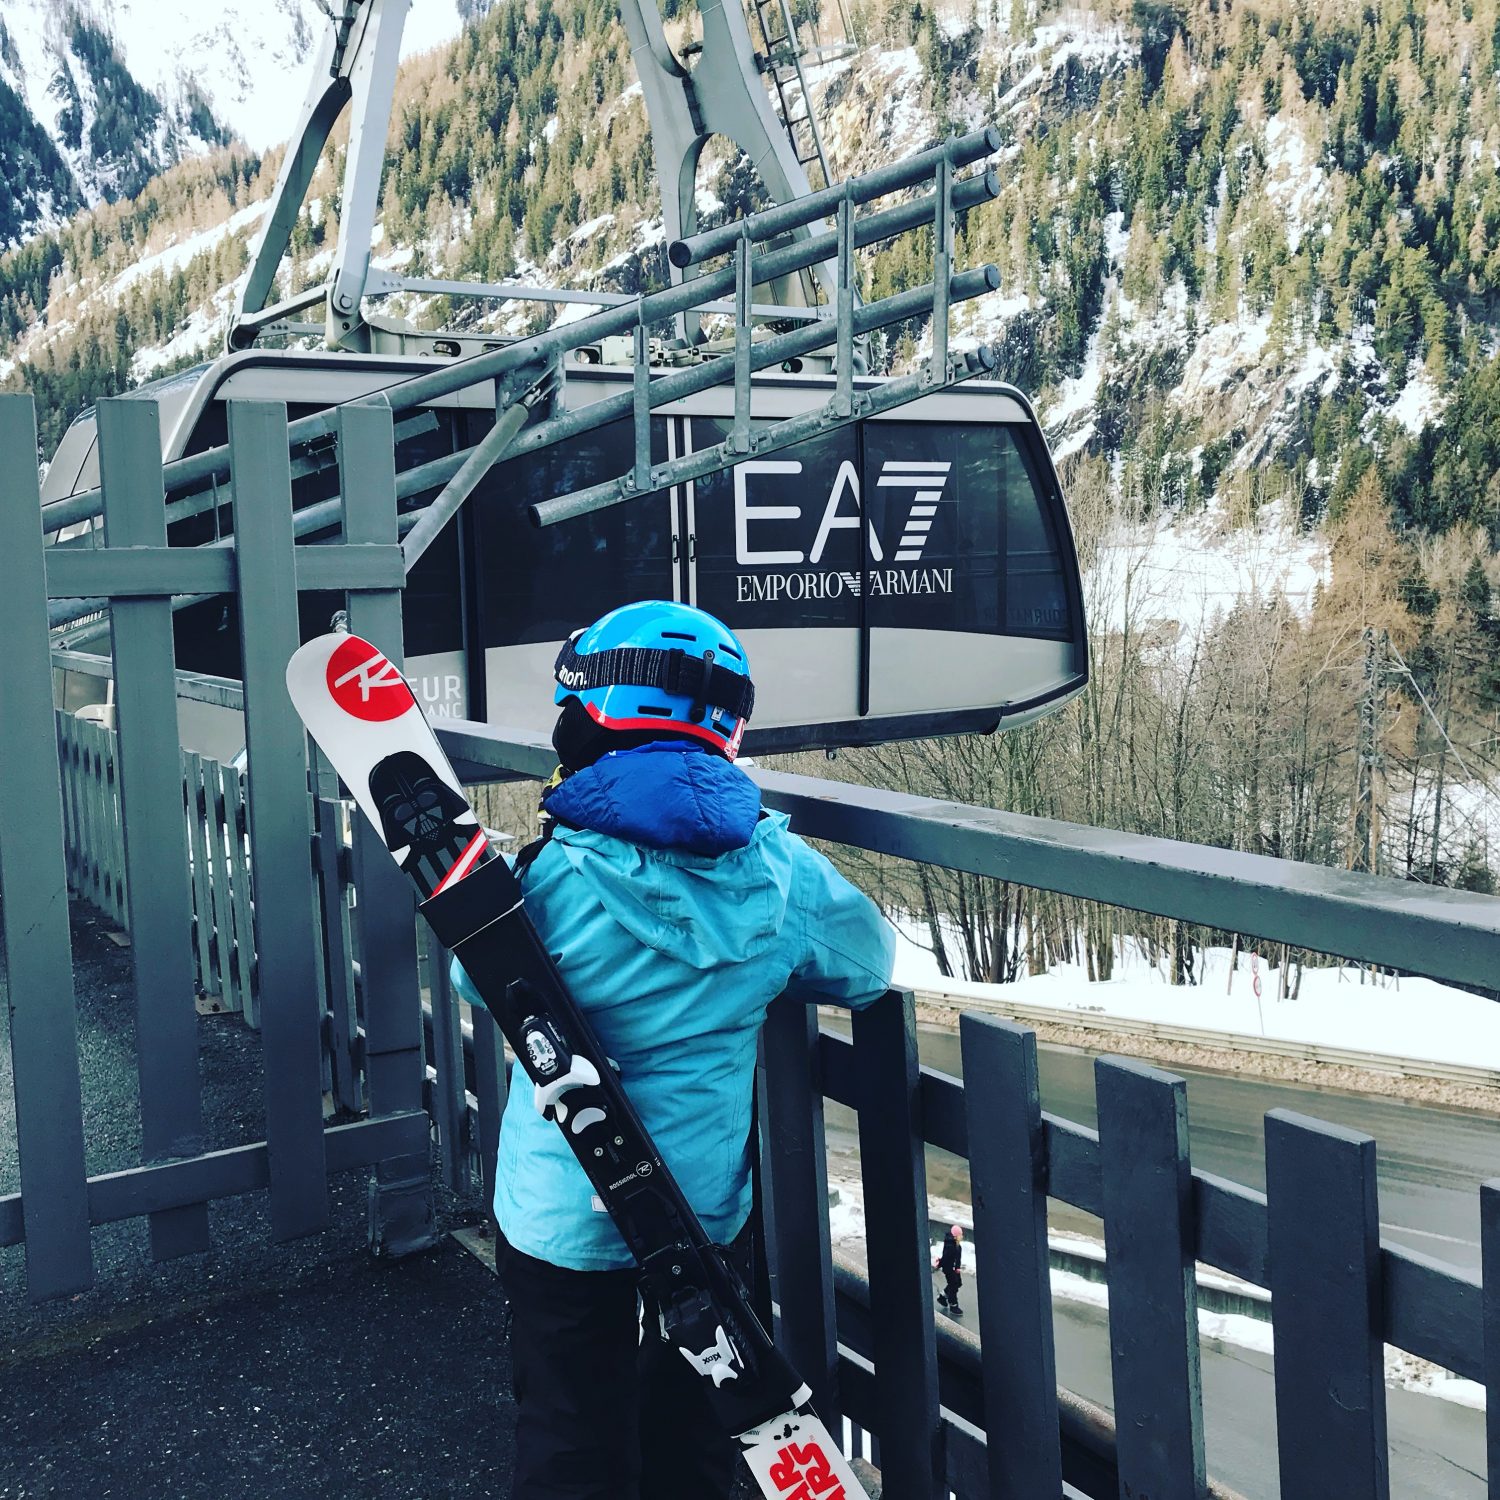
286,629,868,1500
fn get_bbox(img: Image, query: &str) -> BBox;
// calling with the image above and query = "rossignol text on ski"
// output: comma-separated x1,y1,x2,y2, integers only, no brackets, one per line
285,629,869,1500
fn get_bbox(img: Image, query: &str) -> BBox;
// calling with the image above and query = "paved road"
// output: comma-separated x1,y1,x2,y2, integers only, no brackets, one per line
827,1019,1500,1272
1052,1298,1487,1499
821,1019,1495,1499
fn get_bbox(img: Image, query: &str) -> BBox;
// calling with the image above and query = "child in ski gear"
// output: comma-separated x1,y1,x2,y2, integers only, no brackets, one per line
937,1224,964,1314
450,600,895,1500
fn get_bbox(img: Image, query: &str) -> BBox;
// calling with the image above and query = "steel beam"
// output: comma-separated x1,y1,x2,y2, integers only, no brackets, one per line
669,126,999,268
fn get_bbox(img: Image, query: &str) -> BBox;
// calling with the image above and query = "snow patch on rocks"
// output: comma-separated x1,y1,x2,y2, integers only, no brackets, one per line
1260,114,1326,254
1387,367,1444,435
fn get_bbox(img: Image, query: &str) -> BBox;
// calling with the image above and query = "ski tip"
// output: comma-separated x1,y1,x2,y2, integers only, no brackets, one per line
286,631,420,728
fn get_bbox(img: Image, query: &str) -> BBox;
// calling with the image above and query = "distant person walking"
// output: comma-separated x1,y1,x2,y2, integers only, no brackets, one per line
937,1223,964,1315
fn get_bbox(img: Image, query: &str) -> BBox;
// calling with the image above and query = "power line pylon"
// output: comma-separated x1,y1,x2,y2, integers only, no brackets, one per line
1351,626,1388,874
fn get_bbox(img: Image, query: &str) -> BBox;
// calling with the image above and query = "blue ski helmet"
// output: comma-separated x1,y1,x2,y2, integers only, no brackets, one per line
553,601,755,759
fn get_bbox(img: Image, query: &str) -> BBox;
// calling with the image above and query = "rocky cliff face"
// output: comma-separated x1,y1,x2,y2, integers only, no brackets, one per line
0,0,471,248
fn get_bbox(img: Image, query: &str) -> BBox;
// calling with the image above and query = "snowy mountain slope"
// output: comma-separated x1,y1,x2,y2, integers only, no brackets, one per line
0,0,471,247
76,0,472,150
0,0,227,240
3,0,1491,559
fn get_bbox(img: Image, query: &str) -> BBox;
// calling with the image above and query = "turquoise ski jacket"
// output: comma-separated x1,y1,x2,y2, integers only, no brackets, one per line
450,741,895,1270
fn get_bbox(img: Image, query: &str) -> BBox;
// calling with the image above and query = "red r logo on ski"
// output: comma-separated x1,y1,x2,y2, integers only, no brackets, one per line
326,637,413,722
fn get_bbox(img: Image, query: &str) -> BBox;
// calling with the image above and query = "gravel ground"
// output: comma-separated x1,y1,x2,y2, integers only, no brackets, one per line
0,1234,515,1500
1,904,514,1500
913,997,1500,1114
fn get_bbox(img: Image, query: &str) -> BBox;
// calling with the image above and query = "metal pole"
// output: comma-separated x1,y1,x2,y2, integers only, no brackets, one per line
669,125,1000,268
399,374,545,573
732,236,754,455
929,156,952,387
834,191,855,420
632,320,652,493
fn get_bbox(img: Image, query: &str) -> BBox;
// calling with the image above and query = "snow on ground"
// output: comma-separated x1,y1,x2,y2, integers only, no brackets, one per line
1029,14,1136,65
822,47,932,171
130,270,251,380
1046,210,1125,458
1177,311,1272,401
112,198,271,297
2,2,73,152
1387,367,1443,435
890,926,1500,1072
96,0,468,151
568,212,616,244
1087,502,1328,639
1260,115,1326,255
1402,777,1500,860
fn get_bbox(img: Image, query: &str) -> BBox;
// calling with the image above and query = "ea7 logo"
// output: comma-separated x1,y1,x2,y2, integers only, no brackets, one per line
876,461,954,562
733,459,952,567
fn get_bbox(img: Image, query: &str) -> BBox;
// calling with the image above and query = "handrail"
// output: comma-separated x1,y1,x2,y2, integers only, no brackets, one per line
668,126,1000,268
418,719,1500,994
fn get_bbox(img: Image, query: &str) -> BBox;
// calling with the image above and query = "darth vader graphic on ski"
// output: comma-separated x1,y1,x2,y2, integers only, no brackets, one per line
369,750,479,897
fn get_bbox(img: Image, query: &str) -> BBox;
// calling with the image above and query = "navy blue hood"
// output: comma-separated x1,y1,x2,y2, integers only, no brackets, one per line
542,741,761,856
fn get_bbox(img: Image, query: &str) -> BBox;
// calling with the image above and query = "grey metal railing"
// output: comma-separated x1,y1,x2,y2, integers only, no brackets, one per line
1,392,432,1293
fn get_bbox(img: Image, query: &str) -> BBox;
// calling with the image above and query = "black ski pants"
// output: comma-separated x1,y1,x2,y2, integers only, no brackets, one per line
498,1232,741,1500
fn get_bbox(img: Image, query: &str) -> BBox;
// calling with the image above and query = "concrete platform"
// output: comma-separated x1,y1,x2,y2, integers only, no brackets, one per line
0,904,829,1500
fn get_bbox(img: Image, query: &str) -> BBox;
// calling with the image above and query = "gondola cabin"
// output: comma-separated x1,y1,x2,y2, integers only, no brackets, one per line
44,351,1088,760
